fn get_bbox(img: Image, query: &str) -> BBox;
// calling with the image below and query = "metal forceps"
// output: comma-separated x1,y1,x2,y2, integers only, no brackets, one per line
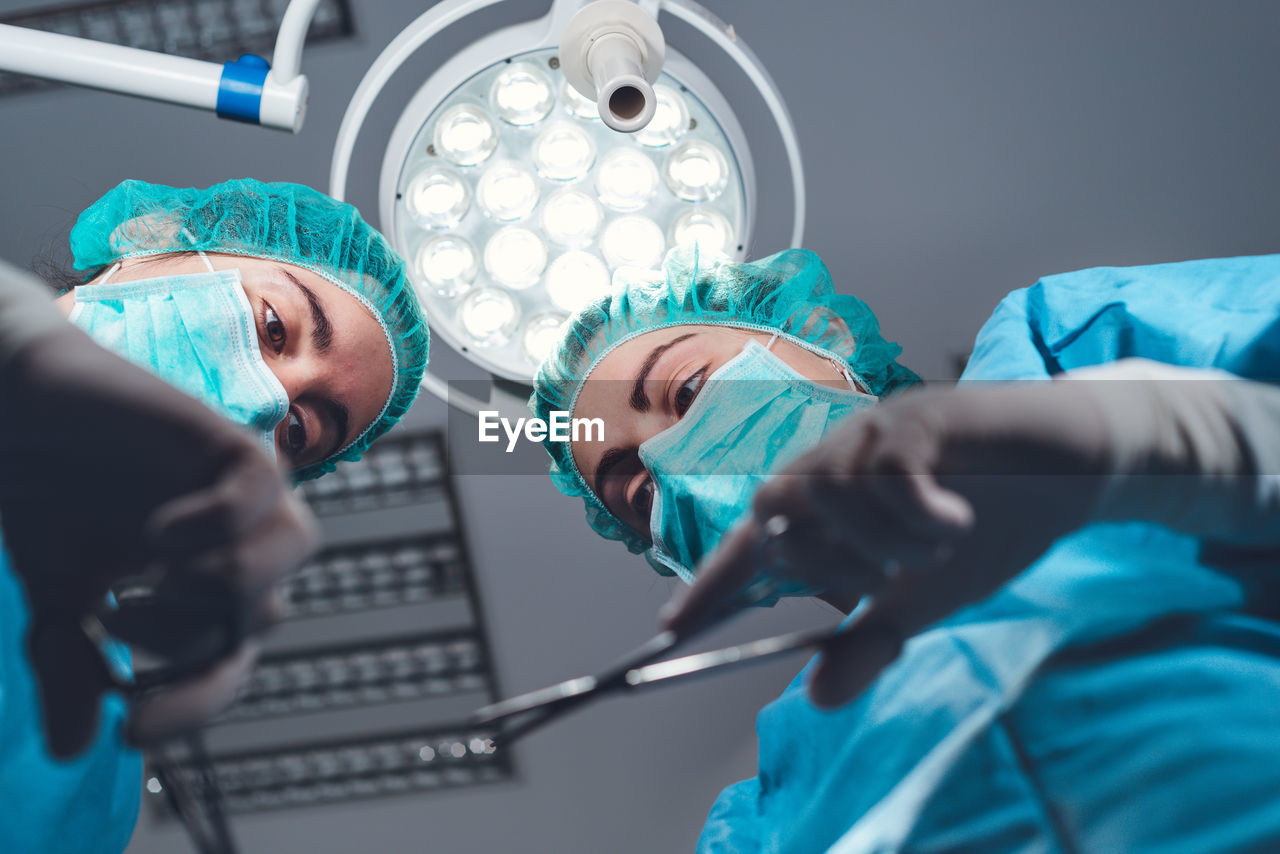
472,586,850,746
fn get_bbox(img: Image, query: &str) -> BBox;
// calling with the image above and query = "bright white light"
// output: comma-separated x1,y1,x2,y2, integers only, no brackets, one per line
533,121,596,182
490,62,554,126
416,235,478,297
545,250,610,312
636,85,690,148
418,746,435,762
600,215,665,268
523,313,569,362
595,148,659,212
540,189,603,248
433,104,497,167
663,140,730,202
459,287,519,345
449,742,468,759
145,777,163,794
483,226,547,289
476,161,539,222
405,168,470,229
562,80,599,120
670,209,735,255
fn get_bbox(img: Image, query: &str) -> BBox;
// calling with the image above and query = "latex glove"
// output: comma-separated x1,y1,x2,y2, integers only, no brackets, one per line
660,379,1113,709
0,319,318,757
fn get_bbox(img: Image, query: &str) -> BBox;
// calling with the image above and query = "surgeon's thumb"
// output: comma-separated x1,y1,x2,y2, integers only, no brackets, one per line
808,620,903,709
28,617,113,759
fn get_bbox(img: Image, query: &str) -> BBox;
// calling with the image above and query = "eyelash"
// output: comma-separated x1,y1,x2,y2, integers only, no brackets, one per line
673,366,709,416
629,477,654,522
624,366,711,525
283,410,308,458
258,300,307,459
261,300,287,352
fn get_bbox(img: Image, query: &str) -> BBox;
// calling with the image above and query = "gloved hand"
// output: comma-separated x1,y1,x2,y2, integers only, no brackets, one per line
660,379,1114,709
0,320,318,758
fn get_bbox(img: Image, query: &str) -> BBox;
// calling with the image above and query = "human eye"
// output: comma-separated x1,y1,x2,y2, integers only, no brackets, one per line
282,408,308,459
628,475,654,522
261,300,287,352
673,366,709,416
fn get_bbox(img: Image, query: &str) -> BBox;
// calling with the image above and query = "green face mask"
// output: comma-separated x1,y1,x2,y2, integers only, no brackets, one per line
638,337,877,594
69,264,290,459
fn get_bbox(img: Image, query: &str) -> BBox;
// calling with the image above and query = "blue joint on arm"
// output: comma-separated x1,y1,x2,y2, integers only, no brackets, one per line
216,54,270,123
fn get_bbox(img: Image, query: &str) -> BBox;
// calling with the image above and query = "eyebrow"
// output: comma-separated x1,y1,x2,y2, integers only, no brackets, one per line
629,333,697,412
280,268,333,353
593,447,629,506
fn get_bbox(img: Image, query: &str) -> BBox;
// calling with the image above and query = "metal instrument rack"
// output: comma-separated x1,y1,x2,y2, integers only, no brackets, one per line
145,429,511,818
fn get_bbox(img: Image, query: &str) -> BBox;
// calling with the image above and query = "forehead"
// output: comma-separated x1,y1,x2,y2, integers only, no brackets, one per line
580,324,707,385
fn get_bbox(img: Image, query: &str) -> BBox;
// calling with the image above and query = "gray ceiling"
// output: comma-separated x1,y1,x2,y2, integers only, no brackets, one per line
3,1,1279,852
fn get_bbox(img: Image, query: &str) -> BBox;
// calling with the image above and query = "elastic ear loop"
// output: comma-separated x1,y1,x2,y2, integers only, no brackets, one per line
764,329,860,392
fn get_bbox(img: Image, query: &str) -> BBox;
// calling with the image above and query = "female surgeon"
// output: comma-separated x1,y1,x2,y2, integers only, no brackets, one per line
530,246,1280,853
0,178,428,853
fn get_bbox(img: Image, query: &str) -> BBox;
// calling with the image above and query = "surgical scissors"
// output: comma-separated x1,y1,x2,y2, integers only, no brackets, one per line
472,585,850,746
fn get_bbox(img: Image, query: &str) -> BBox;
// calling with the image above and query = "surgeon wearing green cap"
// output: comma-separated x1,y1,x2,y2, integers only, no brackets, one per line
0,178,428,852
532,245,1280,852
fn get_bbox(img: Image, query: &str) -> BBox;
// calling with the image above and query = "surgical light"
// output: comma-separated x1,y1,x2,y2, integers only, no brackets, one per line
459,287,519,346
433,103,498,166
561,80,599,120
334,0,805,411
545,250,610,312
416,235,478,297
389,48,744,382
533,121,597,181
522,312,571,362
476,161,540,221
594,147,660,212
405,167,470,230
600,214,665,269
635,84,689,148
670,209,734,256
540,188,604,248
490,62,555,125
484,226,548,289
663,139,729,202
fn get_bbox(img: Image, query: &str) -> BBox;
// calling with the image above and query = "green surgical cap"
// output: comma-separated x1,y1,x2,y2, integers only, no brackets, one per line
529,246,921,560
70,178,429,481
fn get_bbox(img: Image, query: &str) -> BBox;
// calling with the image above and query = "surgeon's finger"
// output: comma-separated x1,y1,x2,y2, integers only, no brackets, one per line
806,473,956,570
659,520,760,637
865,471,974,543
806,552,986,707
125,642,259,746
808,615,904,708
146,449,288,558
167,493,318,595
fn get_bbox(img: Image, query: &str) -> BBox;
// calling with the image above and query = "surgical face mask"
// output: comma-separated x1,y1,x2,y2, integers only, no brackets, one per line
638,337,878,592
68,258,290,458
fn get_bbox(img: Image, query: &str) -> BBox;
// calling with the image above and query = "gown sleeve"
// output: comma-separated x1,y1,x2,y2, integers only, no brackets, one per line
963,254,1280,382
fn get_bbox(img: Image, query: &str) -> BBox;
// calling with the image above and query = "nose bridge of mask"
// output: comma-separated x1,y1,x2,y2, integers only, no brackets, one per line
70,264,290,459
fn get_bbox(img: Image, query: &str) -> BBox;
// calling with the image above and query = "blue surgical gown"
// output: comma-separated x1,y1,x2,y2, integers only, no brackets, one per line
0,528,141,853
699,255,1280,853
